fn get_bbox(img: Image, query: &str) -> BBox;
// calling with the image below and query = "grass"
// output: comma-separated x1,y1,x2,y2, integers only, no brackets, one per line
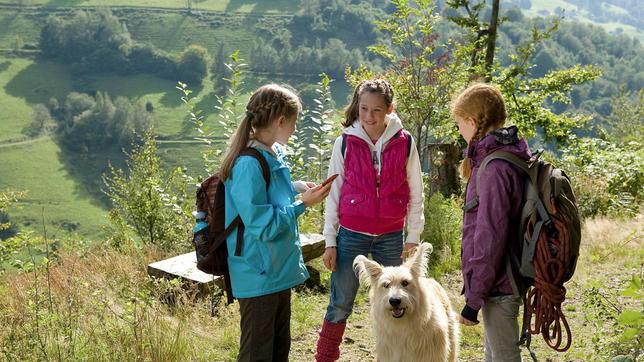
0,9,42,50
0,56,72,142
521,0,643,41
13,0,299,13
0,215,641,361
0,137,110,240
121,11,259,57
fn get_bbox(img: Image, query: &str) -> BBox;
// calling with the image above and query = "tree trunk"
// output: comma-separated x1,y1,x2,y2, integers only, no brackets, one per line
424,143,461,197
485,0,500,79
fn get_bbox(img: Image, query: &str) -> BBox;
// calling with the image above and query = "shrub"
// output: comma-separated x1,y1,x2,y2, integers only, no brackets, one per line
560,137,643,218
102,130,192,251
421,178,463,279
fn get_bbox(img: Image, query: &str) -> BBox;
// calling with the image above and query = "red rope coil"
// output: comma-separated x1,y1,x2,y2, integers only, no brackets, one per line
525,212,573,352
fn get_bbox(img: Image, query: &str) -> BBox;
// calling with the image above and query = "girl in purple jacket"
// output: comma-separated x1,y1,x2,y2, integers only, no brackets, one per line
452,82,531,361
314,79,425,362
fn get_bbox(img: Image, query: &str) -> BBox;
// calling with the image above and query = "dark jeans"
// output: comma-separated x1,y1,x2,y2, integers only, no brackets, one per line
237,289,292,362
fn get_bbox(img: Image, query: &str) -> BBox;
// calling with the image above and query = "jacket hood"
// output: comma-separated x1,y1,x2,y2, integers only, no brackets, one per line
466,126,531,166
343,113,404,145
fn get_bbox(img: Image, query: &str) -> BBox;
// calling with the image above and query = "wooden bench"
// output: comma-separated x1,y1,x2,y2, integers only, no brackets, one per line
147,233,326,293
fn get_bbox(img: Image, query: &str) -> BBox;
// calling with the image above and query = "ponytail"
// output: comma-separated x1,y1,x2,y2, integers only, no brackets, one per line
220,114,253,181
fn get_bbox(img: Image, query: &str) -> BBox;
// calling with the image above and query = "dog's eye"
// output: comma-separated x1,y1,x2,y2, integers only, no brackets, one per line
401,280,409,287
382,281,390,288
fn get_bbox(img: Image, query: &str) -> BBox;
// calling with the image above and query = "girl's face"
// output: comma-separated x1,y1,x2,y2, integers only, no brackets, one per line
359,91,392,136
275,113,297,145
456,115,477,143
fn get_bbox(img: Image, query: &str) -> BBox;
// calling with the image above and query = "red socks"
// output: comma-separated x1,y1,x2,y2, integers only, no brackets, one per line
315,320,346,362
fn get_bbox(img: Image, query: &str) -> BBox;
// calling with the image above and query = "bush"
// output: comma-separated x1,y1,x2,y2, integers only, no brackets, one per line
102,130,192,251
560,137,643,218
420,178,463,279
177,45,210,86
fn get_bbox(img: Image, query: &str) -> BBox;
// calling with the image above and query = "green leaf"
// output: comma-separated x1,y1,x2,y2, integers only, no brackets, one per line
617,310,643,326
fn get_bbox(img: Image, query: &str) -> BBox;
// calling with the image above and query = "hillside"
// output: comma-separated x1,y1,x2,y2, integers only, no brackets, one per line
505,0,643,41
0,0,641,239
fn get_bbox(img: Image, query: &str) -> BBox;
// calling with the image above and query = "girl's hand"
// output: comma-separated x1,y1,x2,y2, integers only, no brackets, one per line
323,247,337,272
305,181,317,189
459,315,479,326
301,182,332,208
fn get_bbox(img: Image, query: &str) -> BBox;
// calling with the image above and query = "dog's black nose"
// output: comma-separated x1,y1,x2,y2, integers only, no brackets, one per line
389,297,401,307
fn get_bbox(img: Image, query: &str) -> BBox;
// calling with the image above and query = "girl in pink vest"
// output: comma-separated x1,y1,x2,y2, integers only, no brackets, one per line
314,79,425,362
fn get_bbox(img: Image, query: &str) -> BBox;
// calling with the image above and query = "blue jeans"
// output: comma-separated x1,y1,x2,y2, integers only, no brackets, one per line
324,227,404,323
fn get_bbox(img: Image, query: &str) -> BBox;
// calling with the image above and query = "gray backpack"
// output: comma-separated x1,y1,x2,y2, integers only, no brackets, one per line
475,149,581,358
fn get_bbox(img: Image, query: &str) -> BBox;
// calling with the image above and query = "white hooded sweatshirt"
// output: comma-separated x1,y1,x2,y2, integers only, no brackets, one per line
323,113,425,247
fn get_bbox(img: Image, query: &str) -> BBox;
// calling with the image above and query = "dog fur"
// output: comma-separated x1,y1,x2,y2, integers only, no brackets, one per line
353,243,459,362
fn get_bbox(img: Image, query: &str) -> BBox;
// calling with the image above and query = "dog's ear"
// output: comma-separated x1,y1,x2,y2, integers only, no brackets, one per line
353,255,382,286
403,242,433,279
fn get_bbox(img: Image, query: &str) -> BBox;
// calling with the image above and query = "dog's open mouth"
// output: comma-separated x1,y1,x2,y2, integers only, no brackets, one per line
391,307,406,318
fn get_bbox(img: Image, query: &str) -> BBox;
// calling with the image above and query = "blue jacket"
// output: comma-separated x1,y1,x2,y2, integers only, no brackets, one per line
224,144,309,298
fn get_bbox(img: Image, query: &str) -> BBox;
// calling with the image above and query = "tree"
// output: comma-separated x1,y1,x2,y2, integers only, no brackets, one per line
606,87,643,145
102,130,192,250
446,0,501,79
177,45,210,86
26,104,53,137
362,0,472,164
446,2,601,144
210,43,230,96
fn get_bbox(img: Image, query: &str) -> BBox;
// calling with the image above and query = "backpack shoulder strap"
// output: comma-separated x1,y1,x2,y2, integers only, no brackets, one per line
239,147,271,190
464,151,534,213
403,130,413,159
341,133,347,158
225,148,272,257
475,151,533,194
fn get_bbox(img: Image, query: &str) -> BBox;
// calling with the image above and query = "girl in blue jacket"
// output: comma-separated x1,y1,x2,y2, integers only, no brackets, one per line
220,84,332,362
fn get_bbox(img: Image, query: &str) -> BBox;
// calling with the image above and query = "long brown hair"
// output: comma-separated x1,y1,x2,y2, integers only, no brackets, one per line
219,84,301,180
342,79,394,127
450,82,507,179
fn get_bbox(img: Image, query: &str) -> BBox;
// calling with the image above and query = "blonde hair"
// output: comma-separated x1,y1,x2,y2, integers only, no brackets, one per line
450,82,507,179
220,84,301,180
342,79,394,128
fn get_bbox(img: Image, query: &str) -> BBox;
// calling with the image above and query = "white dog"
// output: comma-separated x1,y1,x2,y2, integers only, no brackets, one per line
353,243,459,362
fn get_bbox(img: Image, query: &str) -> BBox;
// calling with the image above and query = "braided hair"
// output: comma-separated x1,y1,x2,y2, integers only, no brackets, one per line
342,79,394,128
220,84,301,180
450,82,507,179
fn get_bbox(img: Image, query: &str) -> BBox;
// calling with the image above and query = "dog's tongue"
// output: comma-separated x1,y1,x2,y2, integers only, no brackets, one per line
391,308,404,318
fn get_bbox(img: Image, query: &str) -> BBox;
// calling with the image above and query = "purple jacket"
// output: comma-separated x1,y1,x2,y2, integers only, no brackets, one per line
461,126,531,321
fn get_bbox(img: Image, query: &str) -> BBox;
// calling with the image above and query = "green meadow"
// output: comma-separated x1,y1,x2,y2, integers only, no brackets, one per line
13,0,298,13
0,137,109,240
522,0,642,40
0,52,226,239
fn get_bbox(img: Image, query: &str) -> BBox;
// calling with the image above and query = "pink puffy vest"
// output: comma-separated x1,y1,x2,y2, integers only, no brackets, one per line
338,131,410,235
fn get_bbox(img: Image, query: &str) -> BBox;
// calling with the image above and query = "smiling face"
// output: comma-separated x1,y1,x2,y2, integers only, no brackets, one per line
373,267,419,319
359,91,393,140
353,243,434,320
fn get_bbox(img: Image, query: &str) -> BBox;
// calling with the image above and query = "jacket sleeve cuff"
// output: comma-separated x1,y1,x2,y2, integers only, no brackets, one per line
461,304,480,323
404,232,421,244
324,234,337,247
293,200,305,217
